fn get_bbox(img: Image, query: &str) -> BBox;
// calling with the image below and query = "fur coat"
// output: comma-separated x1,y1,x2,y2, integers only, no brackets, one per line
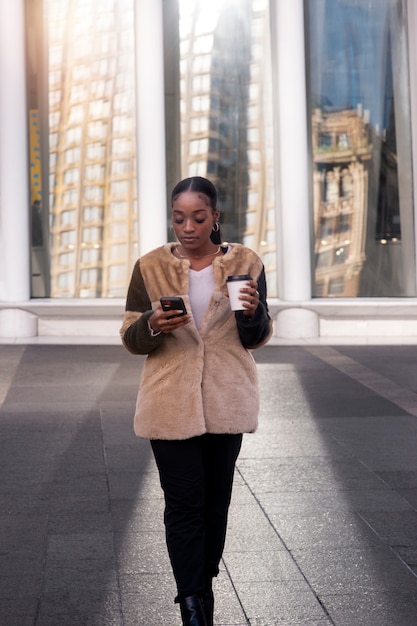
120,243,272,440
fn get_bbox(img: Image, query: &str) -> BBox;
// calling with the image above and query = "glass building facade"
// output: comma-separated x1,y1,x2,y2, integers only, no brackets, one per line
307,0,415,298
1,0,417,340
27,0,277,299
28,0,138,298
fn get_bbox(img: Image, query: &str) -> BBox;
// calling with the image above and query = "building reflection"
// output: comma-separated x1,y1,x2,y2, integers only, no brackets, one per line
36,0,277,298
307,0,415,298
47,0,137,298
312,106,372,297
178,0,277,294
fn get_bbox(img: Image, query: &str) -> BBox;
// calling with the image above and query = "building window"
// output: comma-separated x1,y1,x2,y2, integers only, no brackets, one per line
110,201,128,218
109,243,127,259
49,112,60,128
190,117,209,133
81,248,102,263
85,164,105,182
70,84,87,103
65,148,81,164
63,189,78,206
59,252,75,266
108,264,126,281
89,99,110,119
189,138,209,155
49,90,61,106
109,222,127,239
28,0,275,298
306,0,415,297
112,138,132,155
112,115,133,134
58,271,74,288
60,230,76,247
82,227,103,243
110,181,129,197
80,268,101,284
111,160,131,176
177,0,277,295
86,143,106,161
61,210,76,226
83,206,104,222
192,74,210,93
188,161,207,177
64,168,80,185
193,55,211,73
87,120,107,140
84,185,105,203
65,126,82,146
72,64,90,81
68,105,84,124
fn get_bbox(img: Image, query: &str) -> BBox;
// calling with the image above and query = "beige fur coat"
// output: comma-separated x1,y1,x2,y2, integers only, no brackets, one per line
120,243,272,440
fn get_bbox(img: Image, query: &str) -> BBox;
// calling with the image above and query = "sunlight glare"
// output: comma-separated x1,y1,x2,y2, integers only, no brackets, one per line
179,0,236,32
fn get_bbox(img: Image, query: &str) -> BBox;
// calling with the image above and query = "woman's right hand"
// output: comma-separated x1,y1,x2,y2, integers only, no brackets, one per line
149,306,191,334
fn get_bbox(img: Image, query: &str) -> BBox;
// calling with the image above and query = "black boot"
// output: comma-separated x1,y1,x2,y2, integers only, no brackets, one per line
202,588,214,626
180,595,208,626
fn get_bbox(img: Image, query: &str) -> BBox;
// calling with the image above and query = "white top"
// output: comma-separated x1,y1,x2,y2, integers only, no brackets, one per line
189,265,215,329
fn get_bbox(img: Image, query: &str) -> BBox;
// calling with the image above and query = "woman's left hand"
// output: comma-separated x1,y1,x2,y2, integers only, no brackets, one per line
240,279,260,318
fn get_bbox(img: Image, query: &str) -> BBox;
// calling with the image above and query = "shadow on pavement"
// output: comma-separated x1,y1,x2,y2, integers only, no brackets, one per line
248,344,417,625
0,345,155,626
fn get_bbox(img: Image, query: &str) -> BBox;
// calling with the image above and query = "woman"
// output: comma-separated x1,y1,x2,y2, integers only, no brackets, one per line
120,176,272,625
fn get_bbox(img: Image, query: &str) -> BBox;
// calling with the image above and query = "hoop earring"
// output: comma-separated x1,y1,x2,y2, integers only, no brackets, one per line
212,222,220,232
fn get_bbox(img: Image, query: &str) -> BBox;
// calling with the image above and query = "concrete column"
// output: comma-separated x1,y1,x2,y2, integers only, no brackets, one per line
408,0,417,280
269,0,318,337
0,1,37,337
134,0,168,255
0,0,31,302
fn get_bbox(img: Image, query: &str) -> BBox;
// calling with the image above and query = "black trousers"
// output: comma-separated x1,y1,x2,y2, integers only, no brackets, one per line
151,433,242,600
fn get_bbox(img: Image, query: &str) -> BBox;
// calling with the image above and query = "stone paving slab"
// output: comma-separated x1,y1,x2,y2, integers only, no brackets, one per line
0,344,417,625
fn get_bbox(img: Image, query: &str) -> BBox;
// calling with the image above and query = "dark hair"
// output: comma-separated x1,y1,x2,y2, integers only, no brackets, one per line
171,176,222,244
171,176,217,209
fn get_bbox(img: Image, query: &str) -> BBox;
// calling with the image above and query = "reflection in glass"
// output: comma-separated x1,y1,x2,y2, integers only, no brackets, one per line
177,0,277,295
29,0,277,298
306,0,415,297
29,0,138,298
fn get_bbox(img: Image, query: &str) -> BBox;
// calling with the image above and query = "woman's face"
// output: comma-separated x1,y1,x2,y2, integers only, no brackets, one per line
171,191,219,254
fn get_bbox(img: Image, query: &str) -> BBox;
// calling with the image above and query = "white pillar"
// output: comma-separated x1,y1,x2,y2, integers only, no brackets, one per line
269,0,318,337
408,0,417,284
0,0,31,302
270,0,312,302
134,0,167,255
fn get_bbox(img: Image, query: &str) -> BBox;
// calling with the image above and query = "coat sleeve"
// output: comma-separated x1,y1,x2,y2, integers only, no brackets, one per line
120,260,164,355
234,266,273,349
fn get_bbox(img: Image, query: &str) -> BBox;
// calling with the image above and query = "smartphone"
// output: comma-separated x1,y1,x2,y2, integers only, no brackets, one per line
160,296,187,317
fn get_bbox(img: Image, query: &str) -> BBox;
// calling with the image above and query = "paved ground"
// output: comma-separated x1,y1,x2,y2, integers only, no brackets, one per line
1,343,417,626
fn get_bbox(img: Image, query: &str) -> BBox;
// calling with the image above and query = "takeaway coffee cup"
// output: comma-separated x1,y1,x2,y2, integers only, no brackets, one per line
226,274,252,311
